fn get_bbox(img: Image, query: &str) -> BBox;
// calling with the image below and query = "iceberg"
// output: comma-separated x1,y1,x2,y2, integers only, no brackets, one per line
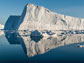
0,24,4,30
4,3,84,31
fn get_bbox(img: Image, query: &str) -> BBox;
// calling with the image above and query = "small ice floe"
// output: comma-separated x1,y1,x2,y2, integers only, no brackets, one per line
0,30,4,36
77,44,84,48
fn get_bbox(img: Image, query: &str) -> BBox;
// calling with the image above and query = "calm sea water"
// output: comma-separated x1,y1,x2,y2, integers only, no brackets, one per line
0,30,84,63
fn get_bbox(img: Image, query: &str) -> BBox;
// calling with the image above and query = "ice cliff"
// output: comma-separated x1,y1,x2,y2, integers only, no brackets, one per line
4,4,84,31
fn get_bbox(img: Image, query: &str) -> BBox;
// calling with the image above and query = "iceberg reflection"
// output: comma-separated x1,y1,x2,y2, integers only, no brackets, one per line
4,30,84,57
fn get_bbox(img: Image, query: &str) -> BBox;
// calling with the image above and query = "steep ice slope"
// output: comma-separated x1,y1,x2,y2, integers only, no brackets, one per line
17,4,84,30
0,24,4,29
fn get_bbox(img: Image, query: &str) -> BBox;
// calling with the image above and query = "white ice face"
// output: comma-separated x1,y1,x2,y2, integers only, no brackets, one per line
0,24,4,30
17,4,84,31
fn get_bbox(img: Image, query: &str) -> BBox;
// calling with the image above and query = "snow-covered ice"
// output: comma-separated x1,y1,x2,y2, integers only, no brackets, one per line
4,4,84,32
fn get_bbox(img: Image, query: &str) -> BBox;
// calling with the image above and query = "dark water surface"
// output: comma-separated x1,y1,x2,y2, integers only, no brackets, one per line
0,30,84,63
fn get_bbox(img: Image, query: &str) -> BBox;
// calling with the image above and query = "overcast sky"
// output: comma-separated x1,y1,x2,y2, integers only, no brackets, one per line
0,0,84,24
